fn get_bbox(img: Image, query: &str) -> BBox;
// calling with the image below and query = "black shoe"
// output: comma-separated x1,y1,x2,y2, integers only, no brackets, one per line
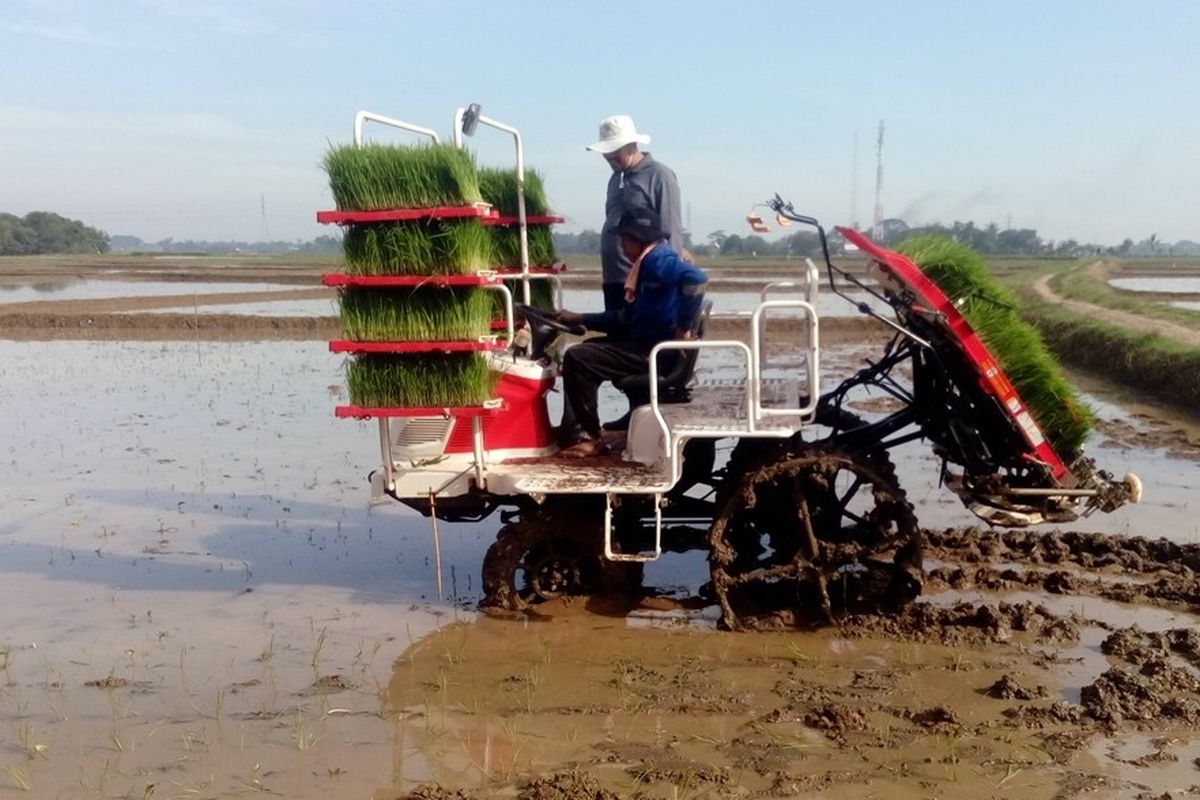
552,423,584,448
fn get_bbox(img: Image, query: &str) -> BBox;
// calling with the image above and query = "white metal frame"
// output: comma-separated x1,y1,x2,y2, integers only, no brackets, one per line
353,111,440,146
453,106,534,305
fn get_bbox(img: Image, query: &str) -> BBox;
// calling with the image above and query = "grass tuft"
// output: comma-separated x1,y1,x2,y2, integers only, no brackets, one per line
897,235,1094,459
339,287,493,341
323,142,481,211
345,353,497,408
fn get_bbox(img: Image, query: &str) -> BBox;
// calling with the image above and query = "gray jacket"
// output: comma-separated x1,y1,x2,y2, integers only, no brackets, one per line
601,153,684,284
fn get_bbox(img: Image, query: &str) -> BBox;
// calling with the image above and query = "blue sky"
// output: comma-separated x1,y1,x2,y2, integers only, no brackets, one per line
2,0,1197,246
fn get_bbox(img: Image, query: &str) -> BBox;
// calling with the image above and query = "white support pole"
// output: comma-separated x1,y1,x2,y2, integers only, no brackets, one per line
378,419,394,492
353,111,440,146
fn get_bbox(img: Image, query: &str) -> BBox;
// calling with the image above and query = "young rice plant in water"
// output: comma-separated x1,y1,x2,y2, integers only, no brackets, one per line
897,235,1094,458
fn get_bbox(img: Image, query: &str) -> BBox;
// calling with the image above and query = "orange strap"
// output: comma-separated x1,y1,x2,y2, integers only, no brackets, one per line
623,241,660,303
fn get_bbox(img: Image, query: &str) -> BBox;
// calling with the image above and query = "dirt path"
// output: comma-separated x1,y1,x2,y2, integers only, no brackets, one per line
1032,264,1200,347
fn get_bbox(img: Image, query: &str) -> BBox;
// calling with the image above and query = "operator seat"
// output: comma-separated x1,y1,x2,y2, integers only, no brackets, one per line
605,298,712,430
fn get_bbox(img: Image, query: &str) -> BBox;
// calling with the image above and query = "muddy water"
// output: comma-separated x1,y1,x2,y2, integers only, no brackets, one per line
0,340,479,797
383,591,1200,799
2,323,1200,796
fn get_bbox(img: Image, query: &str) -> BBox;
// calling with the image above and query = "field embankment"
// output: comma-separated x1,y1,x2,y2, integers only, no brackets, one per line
1005,259,1200,416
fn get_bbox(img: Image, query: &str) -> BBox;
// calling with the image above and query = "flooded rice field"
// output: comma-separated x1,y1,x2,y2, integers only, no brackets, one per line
3,275,1200,798
1109,277,1200,294
0,280,303,304
111,298,338,317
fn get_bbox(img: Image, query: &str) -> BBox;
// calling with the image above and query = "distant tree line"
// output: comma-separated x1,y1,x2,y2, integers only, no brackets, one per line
555,220,1200,258
0,211,110,255
109,234,343,255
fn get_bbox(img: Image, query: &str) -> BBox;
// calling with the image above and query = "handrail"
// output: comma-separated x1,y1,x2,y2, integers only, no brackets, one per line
757,257,821,307
750,299,819,419
481,282,515,343
647,339,754,489
353,111,439,146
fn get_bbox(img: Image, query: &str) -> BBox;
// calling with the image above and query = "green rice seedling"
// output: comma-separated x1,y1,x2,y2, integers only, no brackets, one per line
310,625,328,671
2,763,31,792
323,142,482,211
292,710,323,751
345,353,497,408
490,224,557,269
342,219,493,276
339,287,492,342
897,235,1094,459
478,166,559,271
477,167,550,217
496,276,556,313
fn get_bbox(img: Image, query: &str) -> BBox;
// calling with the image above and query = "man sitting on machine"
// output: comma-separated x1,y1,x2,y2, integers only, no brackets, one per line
553,206,708,458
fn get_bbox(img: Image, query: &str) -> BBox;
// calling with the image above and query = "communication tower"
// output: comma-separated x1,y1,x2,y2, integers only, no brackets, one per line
872,120,884,239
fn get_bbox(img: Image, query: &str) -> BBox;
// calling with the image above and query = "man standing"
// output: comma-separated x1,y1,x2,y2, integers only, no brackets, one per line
587,115,687,310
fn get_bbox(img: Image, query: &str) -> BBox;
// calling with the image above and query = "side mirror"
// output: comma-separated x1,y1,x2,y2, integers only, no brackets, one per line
461,103,481,137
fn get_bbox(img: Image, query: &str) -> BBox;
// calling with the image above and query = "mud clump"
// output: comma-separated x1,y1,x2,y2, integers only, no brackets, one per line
1004,701,1084,730
627,762,730,790
308,674,353,693
908,705,961,734
924,527,1200,577
1081,658,1200,726
1101,626,1200,670
400,788,476,800
840,600,1079,646
84,676,128,689
518,770,618,800
803,703,872,743
987,674,1048,700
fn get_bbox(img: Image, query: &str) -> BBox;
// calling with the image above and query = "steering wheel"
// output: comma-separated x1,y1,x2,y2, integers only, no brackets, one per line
514,303,585,336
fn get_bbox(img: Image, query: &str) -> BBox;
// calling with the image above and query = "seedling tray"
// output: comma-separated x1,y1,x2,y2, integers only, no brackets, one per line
317,204,496,225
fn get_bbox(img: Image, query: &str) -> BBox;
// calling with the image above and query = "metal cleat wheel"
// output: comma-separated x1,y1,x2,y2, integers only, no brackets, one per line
480,502,643,613
708,447,923,631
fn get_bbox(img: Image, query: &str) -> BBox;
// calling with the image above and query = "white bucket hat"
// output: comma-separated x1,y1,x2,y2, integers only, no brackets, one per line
586,114,651,154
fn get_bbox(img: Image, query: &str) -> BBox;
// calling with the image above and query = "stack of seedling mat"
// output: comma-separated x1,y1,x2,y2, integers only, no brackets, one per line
477,167,561,312
319,142,503,413
896,235,1095,460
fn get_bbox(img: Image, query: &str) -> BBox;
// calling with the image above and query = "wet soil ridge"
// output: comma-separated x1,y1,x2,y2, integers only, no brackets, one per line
922,526,1200,611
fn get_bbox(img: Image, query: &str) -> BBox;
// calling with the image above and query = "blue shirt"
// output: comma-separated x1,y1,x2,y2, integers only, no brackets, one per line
582,242,707,352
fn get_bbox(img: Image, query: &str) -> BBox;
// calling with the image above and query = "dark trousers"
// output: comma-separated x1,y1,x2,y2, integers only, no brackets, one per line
562,338,650,438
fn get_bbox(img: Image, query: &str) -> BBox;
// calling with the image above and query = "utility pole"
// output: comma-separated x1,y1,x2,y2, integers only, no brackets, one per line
260,194,270,242
872,120,884,240
850,131,859,229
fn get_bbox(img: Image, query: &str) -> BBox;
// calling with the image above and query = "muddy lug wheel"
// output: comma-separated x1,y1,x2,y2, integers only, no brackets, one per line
708,448,922,630
481,503,643,613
